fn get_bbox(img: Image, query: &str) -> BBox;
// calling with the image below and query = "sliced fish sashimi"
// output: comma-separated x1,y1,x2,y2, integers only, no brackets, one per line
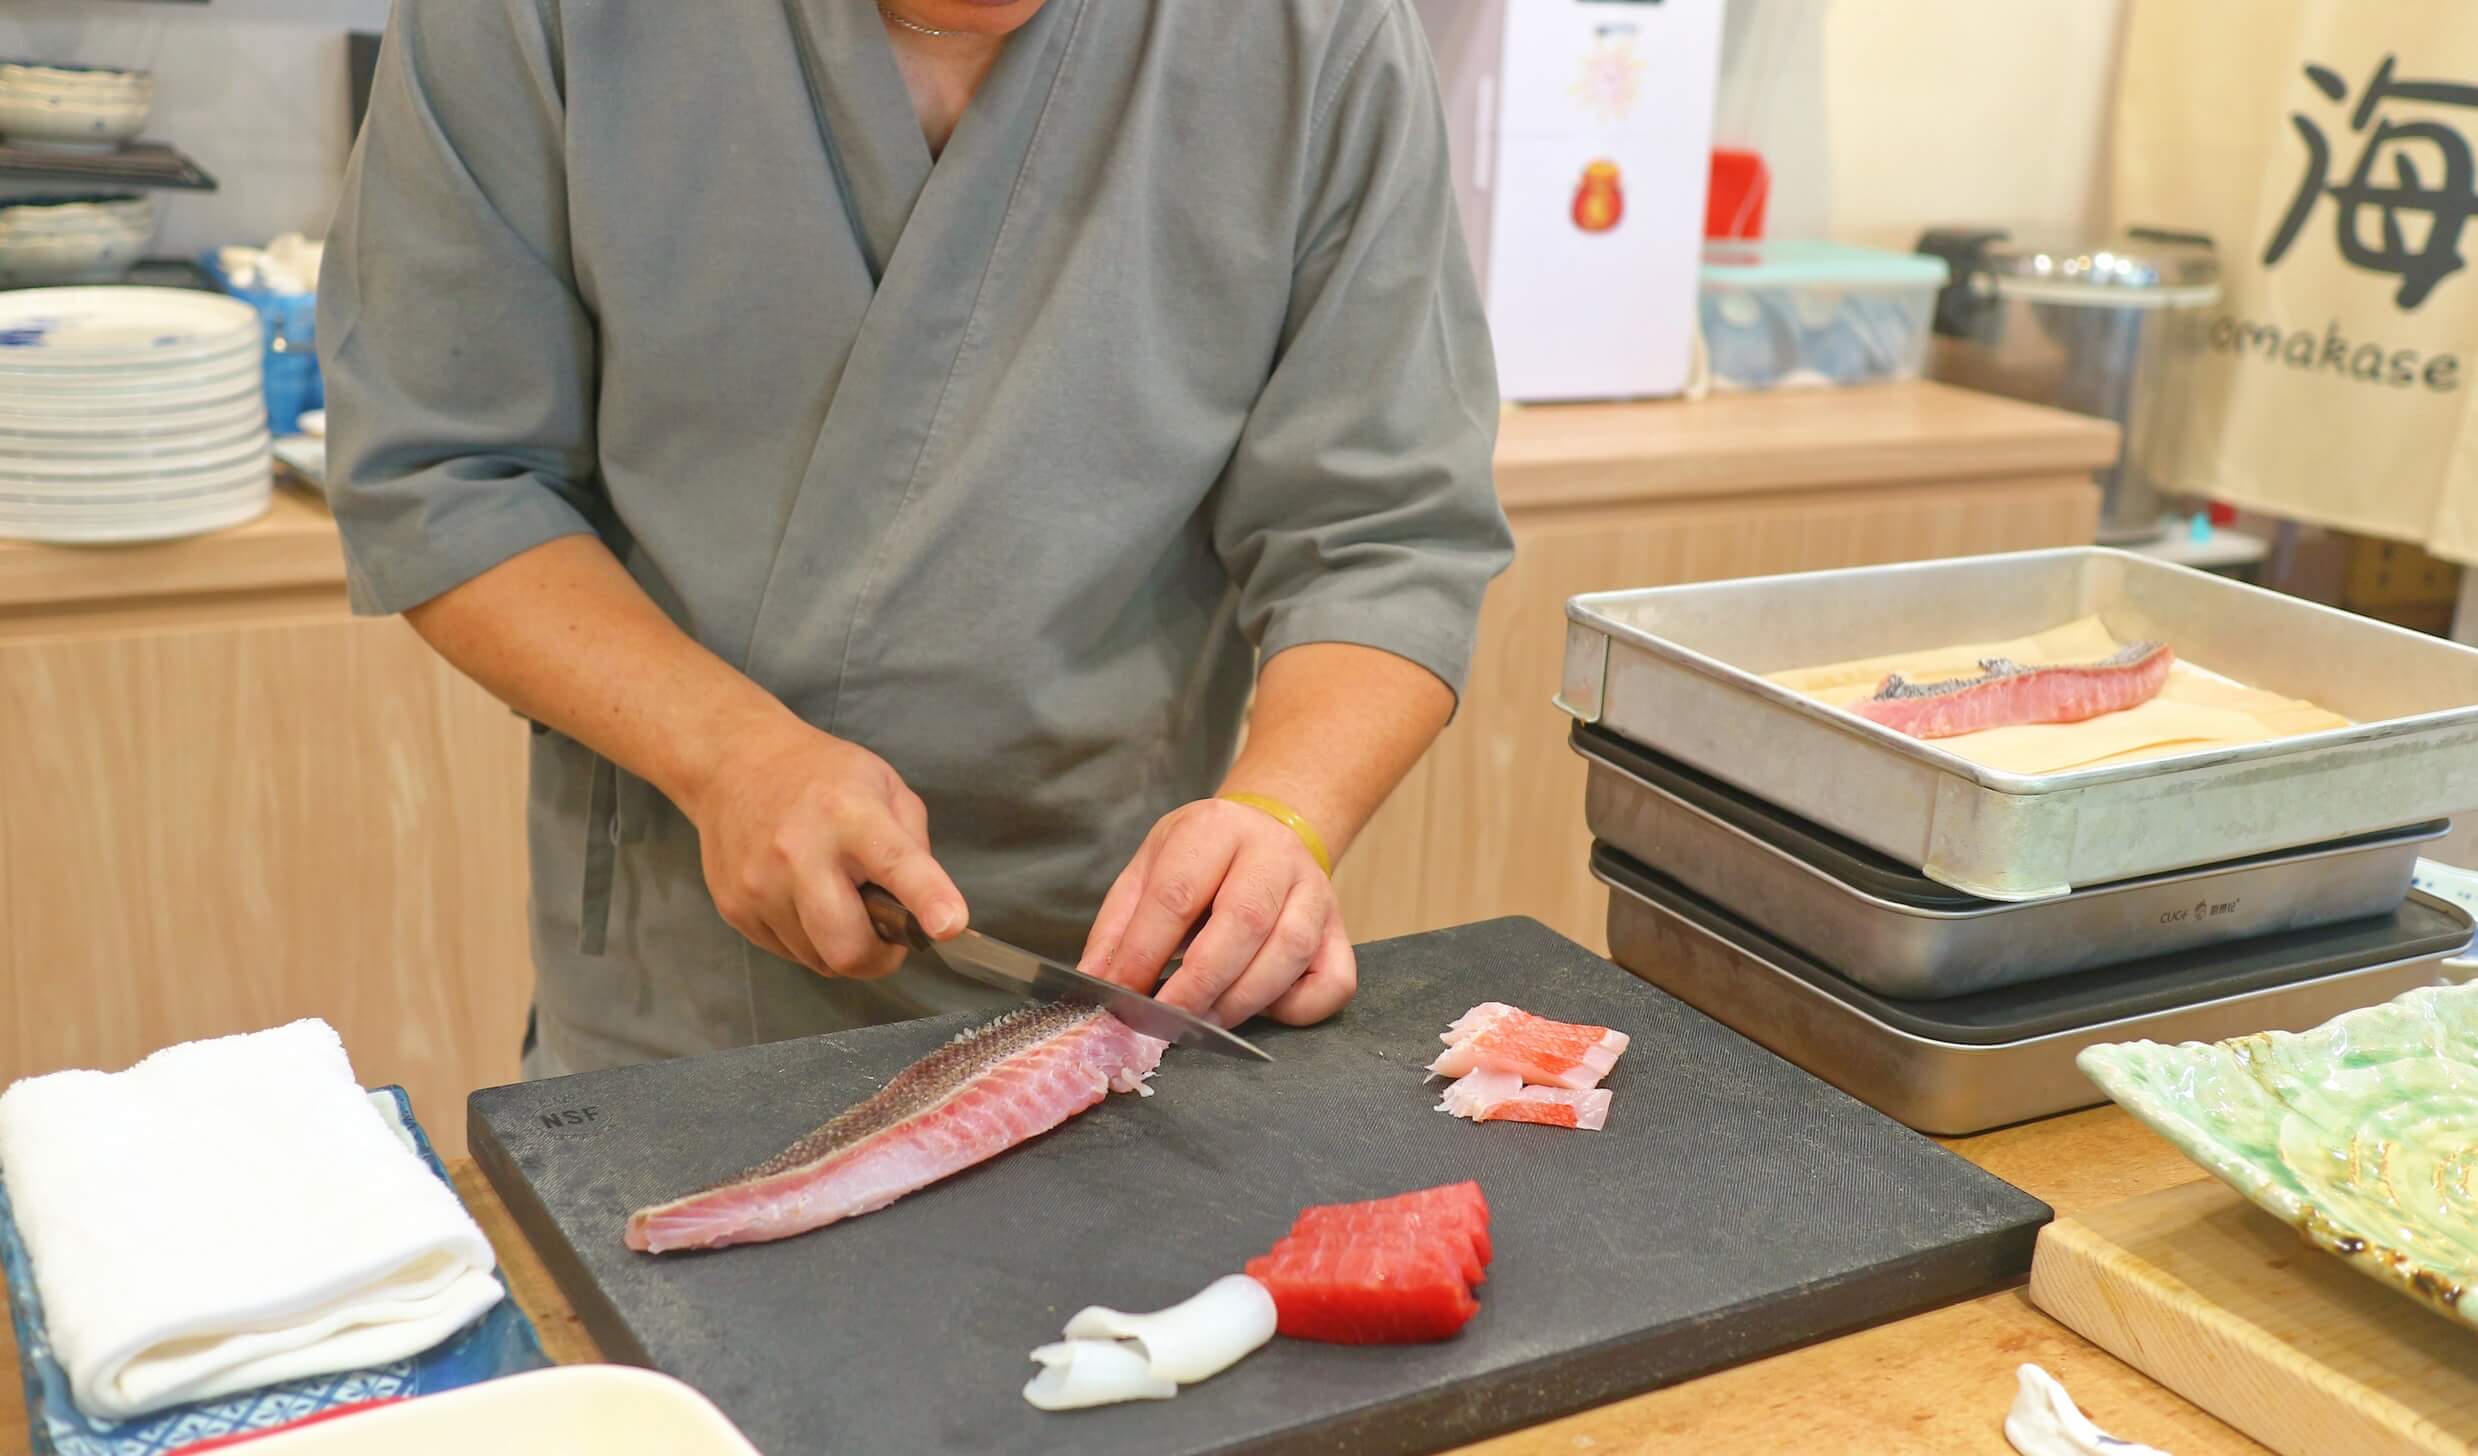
1435,1067,1611,1131
1428,1002,1630,1090
1245,1181,1493,1344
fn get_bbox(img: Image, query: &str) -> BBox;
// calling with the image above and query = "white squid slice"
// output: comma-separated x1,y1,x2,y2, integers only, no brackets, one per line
1060,1273,1277,1385
1022,1340,1178,1411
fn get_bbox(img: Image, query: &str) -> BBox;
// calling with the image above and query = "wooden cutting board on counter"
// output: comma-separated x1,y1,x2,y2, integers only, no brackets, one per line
470,917,2049,1456
2031,1179,2478,1456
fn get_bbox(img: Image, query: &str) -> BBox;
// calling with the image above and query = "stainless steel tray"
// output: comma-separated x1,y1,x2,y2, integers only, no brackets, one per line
1594,844,2476,1136
1559,548,2478,901
1577,722,2447,999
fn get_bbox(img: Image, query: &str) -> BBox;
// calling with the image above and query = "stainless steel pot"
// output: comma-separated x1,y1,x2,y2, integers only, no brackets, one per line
1919,226,2221,545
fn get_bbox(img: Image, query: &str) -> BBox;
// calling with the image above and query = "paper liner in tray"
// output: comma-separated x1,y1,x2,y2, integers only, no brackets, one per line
1767,616,2353,775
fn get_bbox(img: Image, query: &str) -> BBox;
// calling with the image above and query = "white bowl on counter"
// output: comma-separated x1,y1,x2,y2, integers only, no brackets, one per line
235,1369,763,1456
0,194,156,285
0,61,154,150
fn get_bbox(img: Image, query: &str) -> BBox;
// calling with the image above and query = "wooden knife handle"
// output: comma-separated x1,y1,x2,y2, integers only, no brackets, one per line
858,883,930,950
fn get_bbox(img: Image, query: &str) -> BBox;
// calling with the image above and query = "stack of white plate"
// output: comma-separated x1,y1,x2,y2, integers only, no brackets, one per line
0,286,272,544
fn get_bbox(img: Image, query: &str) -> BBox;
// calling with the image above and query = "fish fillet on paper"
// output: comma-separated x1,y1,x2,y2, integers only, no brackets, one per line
625,1003,1166,1254
1851,643,2175,739
1771,616,2351,774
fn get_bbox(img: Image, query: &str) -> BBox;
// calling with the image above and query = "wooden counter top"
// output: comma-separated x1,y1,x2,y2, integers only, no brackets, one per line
0,486,345,616
0,383,2116,615
0,1107,2260,1454
1492,380,2120,512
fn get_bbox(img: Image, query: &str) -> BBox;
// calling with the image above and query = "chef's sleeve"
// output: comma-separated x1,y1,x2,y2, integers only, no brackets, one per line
315,0,602,617
1210,0,1515,704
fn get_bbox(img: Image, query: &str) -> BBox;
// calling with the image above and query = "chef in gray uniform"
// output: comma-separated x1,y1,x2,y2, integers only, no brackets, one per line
318,0,1513,1078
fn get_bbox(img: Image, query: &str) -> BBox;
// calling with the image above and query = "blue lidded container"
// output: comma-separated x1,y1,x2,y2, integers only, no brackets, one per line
196,248,321,435
1698,240,1952,392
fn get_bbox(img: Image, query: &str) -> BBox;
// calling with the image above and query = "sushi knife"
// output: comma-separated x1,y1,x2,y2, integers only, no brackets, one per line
858,884,1274,1061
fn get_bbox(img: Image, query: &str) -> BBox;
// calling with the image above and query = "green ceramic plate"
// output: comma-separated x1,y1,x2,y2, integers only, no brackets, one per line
2078,983,2478,1326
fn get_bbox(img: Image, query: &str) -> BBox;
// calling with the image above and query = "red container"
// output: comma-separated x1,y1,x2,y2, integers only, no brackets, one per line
1706,148,1769,239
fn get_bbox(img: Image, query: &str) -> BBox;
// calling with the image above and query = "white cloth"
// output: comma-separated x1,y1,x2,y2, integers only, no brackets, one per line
0,1019,504,1421
2005,1364,2172,1456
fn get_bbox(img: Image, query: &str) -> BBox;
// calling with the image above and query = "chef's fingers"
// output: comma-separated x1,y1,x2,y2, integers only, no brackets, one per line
843,807,968,940
731,910,808,973
1106,815,1238,993
1205,883,1327,1029
892,785,932,846
1262,919,1357,1026
1078,835,1160,987
795,871,904,980
757,901,832,979
1152,843,1287,1017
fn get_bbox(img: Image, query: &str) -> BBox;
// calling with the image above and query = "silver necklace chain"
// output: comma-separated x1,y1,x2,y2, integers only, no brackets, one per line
878,5,963,37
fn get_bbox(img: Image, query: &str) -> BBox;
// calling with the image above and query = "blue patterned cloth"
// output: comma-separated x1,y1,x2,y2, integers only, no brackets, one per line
3,1086,548,1456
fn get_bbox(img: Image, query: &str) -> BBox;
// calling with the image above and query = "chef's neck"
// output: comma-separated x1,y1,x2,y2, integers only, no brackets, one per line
880,6,1018,157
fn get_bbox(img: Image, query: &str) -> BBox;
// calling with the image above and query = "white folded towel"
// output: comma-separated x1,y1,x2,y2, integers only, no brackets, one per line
0,1019,505,1421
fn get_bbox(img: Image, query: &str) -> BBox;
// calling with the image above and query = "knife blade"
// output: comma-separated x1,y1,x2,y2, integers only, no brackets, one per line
859,884,1273,1061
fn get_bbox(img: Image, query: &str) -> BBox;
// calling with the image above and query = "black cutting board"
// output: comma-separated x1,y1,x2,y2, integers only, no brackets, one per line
470,918,2049,1456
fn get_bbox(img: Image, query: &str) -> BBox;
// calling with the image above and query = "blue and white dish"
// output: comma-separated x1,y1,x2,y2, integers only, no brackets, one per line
0,288,258,365
0,197,156,287
3,1086,550,1456
0,62,154,151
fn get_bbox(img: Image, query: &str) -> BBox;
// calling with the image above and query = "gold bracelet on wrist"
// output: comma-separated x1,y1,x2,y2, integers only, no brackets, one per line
1218,792,1334,876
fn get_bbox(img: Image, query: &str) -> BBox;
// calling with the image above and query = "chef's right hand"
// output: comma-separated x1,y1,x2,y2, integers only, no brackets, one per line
684,715,967,980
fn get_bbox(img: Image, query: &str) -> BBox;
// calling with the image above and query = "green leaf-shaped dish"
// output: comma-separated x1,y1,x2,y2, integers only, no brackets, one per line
2078,983,2478,1326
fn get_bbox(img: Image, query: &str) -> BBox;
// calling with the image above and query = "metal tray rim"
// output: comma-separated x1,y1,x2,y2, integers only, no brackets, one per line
1573,728,2451,923
1595,859,2474,1054
1562,546,2478,796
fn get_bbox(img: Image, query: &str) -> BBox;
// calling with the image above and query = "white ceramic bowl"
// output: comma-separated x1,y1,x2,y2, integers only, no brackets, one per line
236,1369,764,1456
0,62,155,96
0,195,155,284
0,230,148,286
0,65,154,148
0,195,151,234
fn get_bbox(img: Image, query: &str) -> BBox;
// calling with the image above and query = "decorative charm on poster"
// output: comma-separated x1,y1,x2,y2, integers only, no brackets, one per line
1571,161,1623,233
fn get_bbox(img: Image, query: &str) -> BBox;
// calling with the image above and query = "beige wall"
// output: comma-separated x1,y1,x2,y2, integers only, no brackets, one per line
1821,0,2128,250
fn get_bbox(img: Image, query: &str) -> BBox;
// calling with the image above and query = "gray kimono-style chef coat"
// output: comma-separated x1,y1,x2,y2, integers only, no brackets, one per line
318,0,1513,1078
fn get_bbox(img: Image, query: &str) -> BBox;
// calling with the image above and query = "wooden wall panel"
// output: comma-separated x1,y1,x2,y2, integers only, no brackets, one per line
0,613,530,1157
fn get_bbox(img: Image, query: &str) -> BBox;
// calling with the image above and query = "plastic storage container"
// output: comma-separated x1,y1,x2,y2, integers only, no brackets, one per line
198,246,321,435
1698,240,1949,391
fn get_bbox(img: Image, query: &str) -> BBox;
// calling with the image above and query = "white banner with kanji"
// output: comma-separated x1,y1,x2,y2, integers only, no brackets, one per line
2115,0,2478,562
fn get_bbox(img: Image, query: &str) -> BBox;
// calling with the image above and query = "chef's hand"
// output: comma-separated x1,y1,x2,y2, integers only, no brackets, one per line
1078,799,1357,1028
686,716,966,980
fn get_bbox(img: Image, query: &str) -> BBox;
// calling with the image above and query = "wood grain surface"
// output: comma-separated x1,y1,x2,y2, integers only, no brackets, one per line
0,611,532,1158
1490,380,2120,511
0,489,347,616
2032,1179,2478,1456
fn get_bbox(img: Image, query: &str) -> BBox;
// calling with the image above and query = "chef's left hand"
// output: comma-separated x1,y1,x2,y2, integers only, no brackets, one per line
1078,798,1357,1028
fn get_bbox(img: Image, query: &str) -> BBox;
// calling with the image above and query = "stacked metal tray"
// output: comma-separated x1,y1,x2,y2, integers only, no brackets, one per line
1577,721,2447,1000
1559,548,2478,900
1564,548,2478,1131
1592,843,2475,1135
